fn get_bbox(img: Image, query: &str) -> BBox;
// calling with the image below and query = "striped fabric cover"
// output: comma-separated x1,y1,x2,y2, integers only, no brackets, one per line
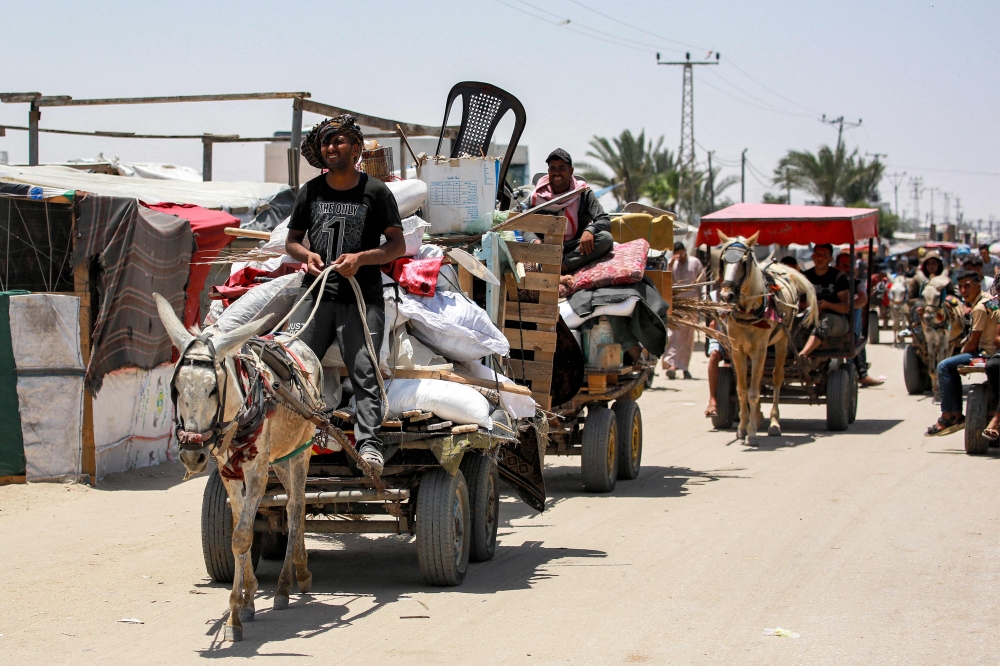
75,195,193,393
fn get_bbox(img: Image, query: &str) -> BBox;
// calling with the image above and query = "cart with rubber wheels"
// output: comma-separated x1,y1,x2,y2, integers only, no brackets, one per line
959,365,998,455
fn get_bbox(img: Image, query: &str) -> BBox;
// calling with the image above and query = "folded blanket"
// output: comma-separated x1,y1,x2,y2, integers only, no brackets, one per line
560,238,649,298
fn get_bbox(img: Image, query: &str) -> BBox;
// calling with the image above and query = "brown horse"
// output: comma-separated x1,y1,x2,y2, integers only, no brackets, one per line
716,232,818,445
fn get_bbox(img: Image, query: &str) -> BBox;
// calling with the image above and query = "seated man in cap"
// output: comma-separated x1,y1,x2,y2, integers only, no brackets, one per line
523,148,614,276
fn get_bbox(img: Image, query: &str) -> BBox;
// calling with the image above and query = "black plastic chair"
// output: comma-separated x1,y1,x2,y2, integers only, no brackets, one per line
435,82,526,210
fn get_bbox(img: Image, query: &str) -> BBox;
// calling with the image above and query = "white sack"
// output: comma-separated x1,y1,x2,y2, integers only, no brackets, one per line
397,290,509,362
8,295,86,481
402,215,431,257
462,360,537,419
231,218,303,274
559,296,640,330
215,271,304,333
392,328,450,370
386,179,429,218
203,299,225,327
386,378,492,429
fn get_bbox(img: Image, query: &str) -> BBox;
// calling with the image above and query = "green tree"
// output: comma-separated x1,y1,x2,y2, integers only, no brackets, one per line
576,130,679,208
774,142,855,206
762,192,788,204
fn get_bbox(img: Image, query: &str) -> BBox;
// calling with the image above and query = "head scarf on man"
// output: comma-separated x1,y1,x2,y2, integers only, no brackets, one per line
300,115,365,170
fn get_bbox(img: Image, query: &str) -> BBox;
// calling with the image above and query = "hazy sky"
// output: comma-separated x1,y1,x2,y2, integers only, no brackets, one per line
2,0,997,221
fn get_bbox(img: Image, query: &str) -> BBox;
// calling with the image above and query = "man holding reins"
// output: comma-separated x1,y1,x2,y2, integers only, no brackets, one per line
285,115,406,474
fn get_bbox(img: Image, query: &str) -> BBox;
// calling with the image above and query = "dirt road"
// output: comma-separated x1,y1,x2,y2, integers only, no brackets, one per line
1,343,997,664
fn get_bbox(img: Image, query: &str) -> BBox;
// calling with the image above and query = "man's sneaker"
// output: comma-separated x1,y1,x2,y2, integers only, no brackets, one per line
358,445,384,475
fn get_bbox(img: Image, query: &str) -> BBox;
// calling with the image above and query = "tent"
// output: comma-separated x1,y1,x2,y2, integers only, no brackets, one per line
0,169,267,483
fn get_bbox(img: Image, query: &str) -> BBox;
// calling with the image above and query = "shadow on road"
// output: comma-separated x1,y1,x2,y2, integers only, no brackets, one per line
542,464,745,499
97,460,189,492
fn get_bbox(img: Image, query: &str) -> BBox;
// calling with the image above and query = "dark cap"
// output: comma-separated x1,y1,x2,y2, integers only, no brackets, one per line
545,148,573,166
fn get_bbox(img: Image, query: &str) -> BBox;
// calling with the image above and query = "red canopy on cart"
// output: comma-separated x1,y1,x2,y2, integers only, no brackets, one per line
696,203,879,246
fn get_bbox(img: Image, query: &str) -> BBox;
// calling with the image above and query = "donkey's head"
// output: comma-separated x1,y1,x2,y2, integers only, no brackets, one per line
153,294,270,476
716,230,761,305
919,276,952,330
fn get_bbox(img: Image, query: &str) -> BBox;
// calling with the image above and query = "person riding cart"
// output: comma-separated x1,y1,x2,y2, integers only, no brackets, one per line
524,148,613,276
284,115,407,473
925,270,1000,436
907,250,949,300
799,243,850,360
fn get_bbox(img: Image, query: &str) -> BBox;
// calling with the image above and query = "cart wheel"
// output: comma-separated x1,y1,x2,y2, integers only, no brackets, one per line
846,362,859,424
613,400,642,480
903,344,926,395
965,383,991,455
712,366,737,430
201,468,260,583
868,314,880,345
826,367,851,431
259,531,288,561
459,451,500,563
416,468,471,586
581,406,618,493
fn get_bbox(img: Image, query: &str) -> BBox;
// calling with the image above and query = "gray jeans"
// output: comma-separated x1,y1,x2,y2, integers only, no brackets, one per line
814,312,849,340
563,230,614,273
287,291,385,454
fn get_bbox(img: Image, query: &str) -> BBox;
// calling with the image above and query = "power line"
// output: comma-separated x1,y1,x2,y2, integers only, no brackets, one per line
492,0,652,54
724,59,820,115
888,164,999,177
564,0,710,51
510,0,667,52
698,75,813,120
703,69,813,119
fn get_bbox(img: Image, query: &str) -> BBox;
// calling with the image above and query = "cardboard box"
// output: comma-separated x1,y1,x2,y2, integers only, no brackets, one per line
417,157,500,235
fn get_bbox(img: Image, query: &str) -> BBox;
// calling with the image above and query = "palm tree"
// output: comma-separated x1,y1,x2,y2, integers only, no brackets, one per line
576,130,676,208
774,142,855,206
842,155,884,205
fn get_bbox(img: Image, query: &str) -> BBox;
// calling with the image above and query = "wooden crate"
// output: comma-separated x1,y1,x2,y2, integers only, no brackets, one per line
644,269,673,309
498,214,567,411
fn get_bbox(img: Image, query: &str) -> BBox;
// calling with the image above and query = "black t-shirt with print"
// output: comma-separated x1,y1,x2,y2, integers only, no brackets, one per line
803,266,850,305
289,173,402,304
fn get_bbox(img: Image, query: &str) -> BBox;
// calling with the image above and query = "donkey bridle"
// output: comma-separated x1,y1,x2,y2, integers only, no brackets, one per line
722,243,771,322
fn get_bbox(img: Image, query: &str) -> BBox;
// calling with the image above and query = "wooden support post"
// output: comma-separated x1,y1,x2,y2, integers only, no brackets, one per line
28,101,39,166
289,98,304,189
201,138,213,182
457,265,474,298
74,230,96,486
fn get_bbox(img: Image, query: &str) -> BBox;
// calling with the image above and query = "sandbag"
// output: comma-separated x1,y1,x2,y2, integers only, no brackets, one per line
397,289,509,362
461,360,536,419
386,378,492,429
386,179,428,218
214,271,304,333
402,215,431,257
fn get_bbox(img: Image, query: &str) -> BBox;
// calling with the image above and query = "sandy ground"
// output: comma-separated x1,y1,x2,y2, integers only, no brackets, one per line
1,342,997,665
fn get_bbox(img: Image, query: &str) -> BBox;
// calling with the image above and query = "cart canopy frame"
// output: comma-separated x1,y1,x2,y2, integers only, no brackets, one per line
697,203,879,247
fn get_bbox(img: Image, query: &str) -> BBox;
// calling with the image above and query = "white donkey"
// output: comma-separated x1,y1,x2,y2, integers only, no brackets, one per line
154,294,321,642
888,276,908,345
716,232,818,445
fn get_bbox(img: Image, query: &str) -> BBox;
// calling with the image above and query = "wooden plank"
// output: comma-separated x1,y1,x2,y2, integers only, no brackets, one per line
523,272,559,292
539,263,561,274
0,475,26,486
505,242,563,265
74,258,96,486
538,291,559,305
504,329,557,353
501,302,559,324
224,227,270,240
504,359,554,383
532,392,552,410
457,265,473,297
392,368,534,396
502,214,568,238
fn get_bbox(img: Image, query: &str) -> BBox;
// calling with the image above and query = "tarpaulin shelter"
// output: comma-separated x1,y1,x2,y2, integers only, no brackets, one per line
0,168,286,484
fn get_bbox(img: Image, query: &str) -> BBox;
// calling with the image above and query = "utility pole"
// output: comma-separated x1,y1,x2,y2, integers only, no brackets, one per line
928,187,939,226
657,51,719,225
887,171,906,218
909,177,924,227
741,148,747,203
707,150,715,212
821,114,862,148
955,197,962,224
943,192,951,224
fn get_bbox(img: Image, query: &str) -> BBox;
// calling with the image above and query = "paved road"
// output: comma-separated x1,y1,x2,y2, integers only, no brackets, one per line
1,343,997,664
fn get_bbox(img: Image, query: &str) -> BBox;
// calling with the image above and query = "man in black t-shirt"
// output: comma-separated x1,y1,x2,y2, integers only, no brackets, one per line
285,115,405,473
799,243,851,358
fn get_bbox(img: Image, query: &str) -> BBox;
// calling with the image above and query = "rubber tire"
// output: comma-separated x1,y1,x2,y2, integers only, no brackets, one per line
259,531,288,561
416,468,471,586
965,383,991,455
459,451,500,563
903,344,926,395
846,362,859,424
613,400,642,480
712,366,737,430
201,468,260,583
826,367,851,432
581,406,618,493
868,314,880,345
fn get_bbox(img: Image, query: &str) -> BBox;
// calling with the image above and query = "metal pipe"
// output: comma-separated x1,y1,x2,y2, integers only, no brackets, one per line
238,488,409,508
289,98,304,189
202,139,213,182
254,518,410,534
